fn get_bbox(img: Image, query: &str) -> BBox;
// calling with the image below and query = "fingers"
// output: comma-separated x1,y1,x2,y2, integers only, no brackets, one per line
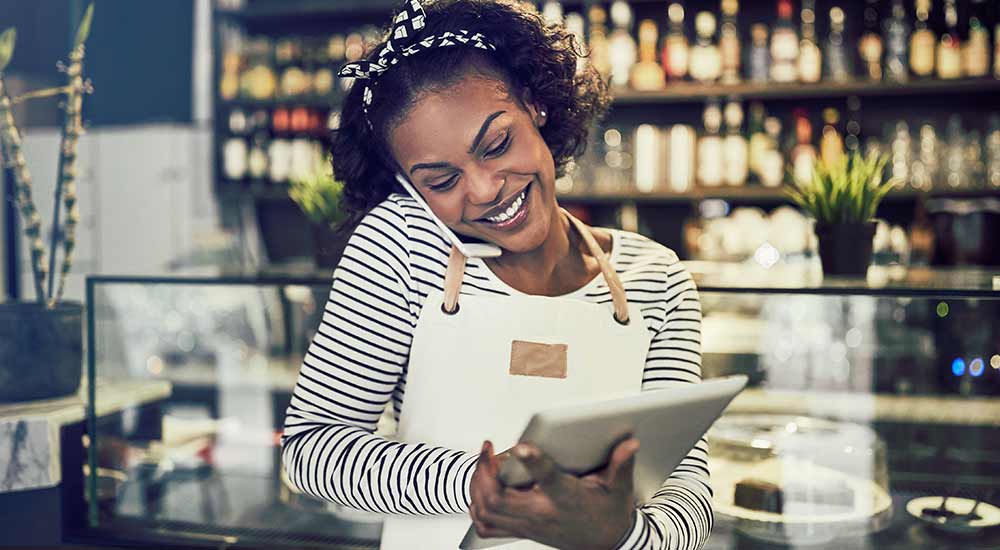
605,438,640,488
470,501,517,539
513,443,560,490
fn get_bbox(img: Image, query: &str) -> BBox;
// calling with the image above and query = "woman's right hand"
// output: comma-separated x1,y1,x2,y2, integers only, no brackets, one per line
469,441,518,539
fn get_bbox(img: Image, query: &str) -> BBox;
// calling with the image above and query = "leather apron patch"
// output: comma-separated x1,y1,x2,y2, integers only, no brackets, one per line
509,340,568,379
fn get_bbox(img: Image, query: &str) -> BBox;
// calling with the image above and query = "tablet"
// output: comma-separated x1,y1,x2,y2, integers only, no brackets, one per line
460,375,748,549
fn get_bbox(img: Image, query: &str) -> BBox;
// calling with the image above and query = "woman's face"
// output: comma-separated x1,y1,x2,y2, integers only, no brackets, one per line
388,74,557,254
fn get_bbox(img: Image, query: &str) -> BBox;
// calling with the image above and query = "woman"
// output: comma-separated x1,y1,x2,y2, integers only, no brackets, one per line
281,1,710,548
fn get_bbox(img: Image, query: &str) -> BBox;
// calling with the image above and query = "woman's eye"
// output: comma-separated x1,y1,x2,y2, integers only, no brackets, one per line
485,134,511,158
429,174,458,192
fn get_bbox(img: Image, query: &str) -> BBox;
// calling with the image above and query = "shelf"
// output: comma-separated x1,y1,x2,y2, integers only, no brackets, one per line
214,0,398,20
612,78,1000,105
216,182,998,205
558,187,1000,205
218,98,339,110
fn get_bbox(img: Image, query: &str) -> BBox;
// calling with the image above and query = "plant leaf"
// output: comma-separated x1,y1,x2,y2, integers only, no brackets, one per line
0,28,16,72
74,4,95,50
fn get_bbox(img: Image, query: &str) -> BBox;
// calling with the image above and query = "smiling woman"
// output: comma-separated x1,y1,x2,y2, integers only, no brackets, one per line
281,2,711,549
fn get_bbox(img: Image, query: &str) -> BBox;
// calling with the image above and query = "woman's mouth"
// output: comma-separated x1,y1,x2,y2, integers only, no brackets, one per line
478,182,531,230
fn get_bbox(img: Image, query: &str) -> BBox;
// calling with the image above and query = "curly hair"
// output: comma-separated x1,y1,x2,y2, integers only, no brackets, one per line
331,0,611,228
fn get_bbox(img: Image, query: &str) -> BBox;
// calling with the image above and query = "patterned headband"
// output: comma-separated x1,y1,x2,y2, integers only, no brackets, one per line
337,0,497,131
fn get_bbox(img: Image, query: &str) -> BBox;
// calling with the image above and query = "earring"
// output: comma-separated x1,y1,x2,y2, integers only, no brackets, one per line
540,109,547,118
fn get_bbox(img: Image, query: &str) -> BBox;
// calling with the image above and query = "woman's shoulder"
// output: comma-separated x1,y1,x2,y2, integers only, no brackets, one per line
350,193,451,262
608,228,683,268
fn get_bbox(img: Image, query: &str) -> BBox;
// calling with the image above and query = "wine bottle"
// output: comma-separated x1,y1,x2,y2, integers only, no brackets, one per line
987,114,1000,188
820,108,844,167
747,102,768,179
749,23,771,82
697,102,724,187
963,0,991,77
889,121,911,186
858,0,884,80
770,0,799,83
760,116,785,188
937,0,962,79
884,0,910,82
723,101,748,186
608,1,637,89
799,0,822,83
689,12,722,83
631,19,666,90
825,6,851,82
720,0,742,84
910,0,936,77
661,3,690,81
943,115,966,188
791,110,817,186
588,5,612,81
667,124,696,192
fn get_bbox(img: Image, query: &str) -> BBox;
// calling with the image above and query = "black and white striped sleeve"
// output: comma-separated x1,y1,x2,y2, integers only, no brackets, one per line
280,201,479,515
616,261,712,550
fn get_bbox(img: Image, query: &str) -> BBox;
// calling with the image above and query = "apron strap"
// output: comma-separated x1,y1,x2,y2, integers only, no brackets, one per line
442,245,466,314
440,214,631,324
563,210,631,325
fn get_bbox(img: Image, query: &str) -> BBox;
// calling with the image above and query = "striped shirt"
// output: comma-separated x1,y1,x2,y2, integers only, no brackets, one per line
281,194,710,550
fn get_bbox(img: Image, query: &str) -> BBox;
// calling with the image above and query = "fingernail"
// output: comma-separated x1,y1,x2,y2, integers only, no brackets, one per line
514,445,530,459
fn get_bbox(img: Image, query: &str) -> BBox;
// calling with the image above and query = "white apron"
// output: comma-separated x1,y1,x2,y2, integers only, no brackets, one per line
379,213,651,550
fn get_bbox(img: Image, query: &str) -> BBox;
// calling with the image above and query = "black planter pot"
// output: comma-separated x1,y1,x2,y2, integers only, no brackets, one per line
0,301,83,403
815,222,877,276
311,223,348,269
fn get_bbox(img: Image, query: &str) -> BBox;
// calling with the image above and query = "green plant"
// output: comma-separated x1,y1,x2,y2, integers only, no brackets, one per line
288,156,345,229
784,151,900,225
0,4,94,305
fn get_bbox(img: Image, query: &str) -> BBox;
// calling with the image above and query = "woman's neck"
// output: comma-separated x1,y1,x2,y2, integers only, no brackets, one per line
484,206,603,296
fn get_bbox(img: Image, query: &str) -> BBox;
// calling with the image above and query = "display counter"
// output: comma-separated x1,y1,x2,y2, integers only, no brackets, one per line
74,265,998,549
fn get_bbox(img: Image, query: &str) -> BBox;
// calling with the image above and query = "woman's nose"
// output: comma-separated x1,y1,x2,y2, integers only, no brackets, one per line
465,170,505,205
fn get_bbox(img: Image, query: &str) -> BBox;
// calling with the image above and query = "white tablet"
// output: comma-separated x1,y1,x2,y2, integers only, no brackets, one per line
460,375,748,549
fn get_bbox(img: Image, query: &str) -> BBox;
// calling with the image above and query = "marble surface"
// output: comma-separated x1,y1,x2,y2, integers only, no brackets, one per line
0,379,171,493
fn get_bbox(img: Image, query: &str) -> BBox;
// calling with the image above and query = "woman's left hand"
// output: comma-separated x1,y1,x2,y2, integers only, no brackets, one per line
469,438,640,550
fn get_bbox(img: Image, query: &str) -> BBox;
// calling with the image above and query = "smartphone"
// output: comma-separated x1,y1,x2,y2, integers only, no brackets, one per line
394,173,503,258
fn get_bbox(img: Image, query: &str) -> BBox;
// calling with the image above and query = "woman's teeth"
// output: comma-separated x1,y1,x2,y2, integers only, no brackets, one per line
486,189,527,223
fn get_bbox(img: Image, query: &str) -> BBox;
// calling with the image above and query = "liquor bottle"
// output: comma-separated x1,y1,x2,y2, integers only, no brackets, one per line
223,108,249,183
845,95,862,153
824,6,851,82
689,12,722,83
915,123,940,190
631,20,666,90
965,130,986,188
943,115,966,188
760,116,785,188
749,24,771,82
747,102,768,178
697,101,724,187
269,107,292,184
884,0,910,82
723,101,749,186
791,110,817,186
720,0,741,84
634,124,660,192
241,37,276,100
541,0,563,25
219,27,243,101
661,3,689,81
987,114,1000,188
937,0,962,79
565,13,587,74
608,0,637,89
963,0,991,77
770,0,799,83
889,121,911,186
798,0,822,83
910,0,936,77
668,124,696,192
588,5,612,81
995,17,1000,79
312,37,335,99
820,108,844,167
858,0,883,80
279,38,310,99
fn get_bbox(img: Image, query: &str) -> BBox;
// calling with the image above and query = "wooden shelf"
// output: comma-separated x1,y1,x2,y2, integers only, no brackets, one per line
612,78,1000,105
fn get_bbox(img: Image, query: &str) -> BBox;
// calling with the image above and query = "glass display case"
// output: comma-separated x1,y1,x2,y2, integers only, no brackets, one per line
83,268,1000,549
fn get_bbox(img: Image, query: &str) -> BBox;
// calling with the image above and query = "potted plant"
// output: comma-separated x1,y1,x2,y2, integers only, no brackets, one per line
0,5,94,402
785,151,900,276
288,156,348,268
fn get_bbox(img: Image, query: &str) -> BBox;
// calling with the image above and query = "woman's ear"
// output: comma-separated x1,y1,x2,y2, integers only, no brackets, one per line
519,88,547,128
